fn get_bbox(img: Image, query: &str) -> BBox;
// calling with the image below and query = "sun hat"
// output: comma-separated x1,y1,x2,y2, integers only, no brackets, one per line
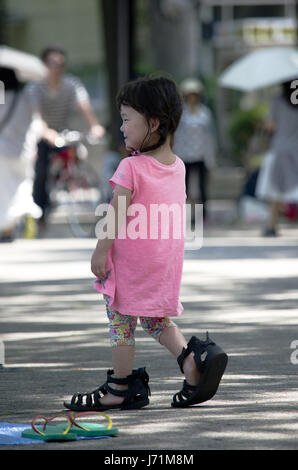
180,78,203,95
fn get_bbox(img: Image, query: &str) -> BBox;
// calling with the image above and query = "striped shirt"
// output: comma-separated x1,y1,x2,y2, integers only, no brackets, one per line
27,74,89,132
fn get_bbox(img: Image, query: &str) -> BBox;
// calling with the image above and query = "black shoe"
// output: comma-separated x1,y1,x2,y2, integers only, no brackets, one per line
172,333,228,407
263,227,278,237
64,367,151,412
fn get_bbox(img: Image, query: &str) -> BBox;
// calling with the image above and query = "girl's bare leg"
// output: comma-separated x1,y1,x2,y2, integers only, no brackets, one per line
159,326,201,386
99,345,135,405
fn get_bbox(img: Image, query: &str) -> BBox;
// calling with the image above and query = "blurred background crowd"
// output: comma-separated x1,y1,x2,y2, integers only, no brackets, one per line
1,0,298,241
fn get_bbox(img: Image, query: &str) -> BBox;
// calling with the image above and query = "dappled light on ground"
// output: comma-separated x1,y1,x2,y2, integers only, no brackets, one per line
1,233,298,449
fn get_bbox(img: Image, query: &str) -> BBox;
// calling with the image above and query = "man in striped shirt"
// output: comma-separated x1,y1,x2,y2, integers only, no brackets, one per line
28,46,105,227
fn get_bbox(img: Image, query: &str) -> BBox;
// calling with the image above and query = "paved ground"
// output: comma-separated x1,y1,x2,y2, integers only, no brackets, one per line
1,212,298,452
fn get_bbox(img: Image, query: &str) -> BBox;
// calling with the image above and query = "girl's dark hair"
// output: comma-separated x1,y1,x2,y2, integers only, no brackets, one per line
0,67,21,91
116,75,183,152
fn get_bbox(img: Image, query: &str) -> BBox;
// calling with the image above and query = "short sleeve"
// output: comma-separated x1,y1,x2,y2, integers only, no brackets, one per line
109,157,134,192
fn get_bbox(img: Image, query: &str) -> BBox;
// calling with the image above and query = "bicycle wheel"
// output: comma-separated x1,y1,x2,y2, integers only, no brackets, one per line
65,162,103,238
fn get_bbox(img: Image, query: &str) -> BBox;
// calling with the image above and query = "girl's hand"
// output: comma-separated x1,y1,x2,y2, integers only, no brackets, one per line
91,249,108,280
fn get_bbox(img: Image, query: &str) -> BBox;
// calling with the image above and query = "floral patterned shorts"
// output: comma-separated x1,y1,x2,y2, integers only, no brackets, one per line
104,296,176,346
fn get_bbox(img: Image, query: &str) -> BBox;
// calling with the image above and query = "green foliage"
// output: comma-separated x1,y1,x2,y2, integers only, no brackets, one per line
228,104,268,163
200,75,217,113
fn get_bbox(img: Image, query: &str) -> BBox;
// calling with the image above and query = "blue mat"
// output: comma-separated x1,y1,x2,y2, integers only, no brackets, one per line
0,423,42,445
0,422,111,445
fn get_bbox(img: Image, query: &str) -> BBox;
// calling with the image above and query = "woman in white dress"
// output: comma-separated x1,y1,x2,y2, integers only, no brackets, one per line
0,67,42,241
256,81,298,236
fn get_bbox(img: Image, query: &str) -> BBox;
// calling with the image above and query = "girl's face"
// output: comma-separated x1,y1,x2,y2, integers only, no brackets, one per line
120,104,152,152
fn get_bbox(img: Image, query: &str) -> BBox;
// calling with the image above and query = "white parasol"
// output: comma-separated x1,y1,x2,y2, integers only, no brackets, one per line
0,45,46,82
218,47,298,92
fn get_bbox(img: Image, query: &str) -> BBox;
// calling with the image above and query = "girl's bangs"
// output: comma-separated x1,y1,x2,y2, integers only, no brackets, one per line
117,83,144,113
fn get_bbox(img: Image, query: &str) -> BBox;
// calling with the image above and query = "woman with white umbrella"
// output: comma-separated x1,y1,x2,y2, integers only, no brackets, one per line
256,80,298,236
219,47,298,236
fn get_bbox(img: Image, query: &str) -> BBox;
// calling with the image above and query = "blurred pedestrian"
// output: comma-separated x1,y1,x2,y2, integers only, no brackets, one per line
256,80,298,236
0,67,43,241
174,78,216,220
28,46,105,229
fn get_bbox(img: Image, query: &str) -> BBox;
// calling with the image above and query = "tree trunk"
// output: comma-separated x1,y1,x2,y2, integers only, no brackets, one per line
100,0,135,150
149,0,200,80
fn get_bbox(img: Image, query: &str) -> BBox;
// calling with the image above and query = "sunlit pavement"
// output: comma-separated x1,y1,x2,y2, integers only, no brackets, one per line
1,219,298,450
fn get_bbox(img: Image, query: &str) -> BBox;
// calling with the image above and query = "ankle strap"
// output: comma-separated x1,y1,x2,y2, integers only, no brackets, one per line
106,369,129,385
103,383,128,397
177,345,191,374
177,334,215,374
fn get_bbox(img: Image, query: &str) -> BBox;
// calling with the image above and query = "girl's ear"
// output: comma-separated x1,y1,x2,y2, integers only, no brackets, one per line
149,117,160,133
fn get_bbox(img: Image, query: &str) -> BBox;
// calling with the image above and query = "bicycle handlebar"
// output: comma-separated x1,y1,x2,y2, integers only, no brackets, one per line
54,129,105,148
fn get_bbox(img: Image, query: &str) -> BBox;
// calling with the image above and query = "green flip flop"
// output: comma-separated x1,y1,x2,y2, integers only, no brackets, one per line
21,414,77,441
67,411,119,437
21,411,118,442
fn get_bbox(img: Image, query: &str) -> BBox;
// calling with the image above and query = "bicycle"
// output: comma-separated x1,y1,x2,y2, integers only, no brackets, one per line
48,129,105,238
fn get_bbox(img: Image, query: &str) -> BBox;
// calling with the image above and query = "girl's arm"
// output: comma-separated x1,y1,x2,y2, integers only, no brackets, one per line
91,184,132,279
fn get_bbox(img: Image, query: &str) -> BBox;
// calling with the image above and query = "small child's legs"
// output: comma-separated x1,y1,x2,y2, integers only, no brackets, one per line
105,295,177,347
142,317,202,388
102,298,136,406
105,296,137,375
103,297,201,405
105,299,178,386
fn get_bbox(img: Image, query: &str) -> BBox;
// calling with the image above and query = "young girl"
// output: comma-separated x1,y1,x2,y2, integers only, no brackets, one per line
64,76,227,411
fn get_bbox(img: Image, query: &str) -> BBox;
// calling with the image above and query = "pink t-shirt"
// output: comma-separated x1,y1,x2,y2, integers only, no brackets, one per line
94,154,186,317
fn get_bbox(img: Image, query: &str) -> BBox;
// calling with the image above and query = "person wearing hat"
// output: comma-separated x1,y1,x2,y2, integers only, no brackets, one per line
174,77,216,221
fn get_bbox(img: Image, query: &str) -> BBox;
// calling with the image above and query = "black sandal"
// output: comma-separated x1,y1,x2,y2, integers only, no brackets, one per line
64,367,150,412
171,333,228,407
